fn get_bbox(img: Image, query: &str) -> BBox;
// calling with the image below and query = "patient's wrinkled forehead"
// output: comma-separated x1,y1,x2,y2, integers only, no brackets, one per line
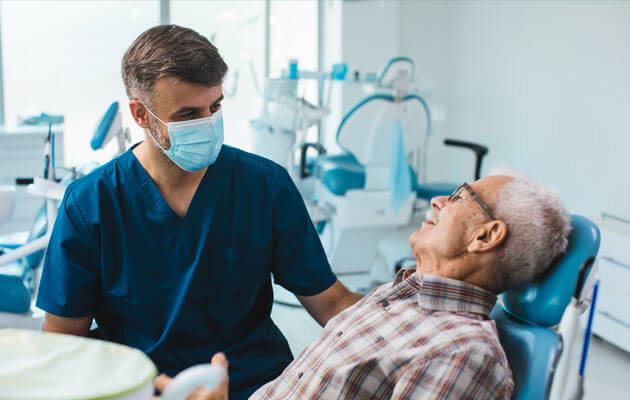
469,175,514,208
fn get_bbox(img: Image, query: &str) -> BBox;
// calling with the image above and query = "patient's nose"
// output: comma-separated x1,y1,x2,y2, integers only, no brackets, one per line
430,196,447,213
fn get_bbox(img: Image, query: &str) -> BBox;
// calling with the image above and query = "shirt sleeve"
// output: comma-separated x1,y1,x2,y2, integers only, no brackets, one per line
391,350,513,400
270,169,337,296
35,188,100,318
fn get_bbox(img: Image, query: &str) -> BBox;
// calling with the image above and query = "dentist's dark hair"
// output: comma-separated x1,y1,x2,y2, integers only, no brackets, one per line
122,24,228,103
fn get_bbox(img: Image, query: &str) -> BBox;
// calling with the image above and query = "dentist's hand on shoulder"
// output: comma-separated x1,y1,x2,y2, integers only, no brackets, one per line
153,353,230,400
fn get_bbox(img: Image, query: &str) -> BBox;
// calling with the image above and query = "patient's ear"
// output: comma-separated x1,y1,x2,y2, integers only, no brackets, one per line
468,221,508,253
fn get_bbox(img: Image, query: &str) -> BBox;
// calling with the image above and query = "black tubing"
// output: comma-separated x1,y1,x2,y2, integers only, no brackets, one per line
299,142,327,178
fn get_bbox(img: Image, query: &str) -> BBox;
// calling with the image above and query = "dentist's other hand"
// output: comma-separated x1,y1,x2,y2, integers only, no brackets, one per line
153,353,229,400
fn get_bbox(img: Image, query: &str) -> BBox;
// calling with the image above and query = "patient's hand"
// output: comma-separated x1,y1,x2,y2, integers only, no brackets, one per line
153,353,229,400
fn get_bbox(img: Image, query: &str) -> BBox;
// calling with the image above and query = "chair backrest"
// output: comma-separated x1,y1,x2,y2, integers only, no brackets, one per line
491,214,601,400
490,306,561,400
336,94,430,174
90,101,120,151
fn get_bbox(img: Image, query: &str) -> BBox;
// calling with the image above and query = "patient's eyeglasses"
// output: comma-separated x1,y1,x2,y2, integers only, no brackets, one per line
448,183,496,221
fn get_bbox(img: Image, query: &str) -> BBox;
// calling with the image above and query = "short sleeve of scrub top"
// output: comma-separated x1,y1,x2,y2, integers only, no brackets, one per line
270,168,336,295
36,186,99,317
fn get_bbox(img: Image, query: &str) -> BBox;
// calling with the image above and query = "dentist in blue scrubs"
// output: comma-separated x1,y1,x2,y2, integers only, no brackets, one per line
36,25,362,400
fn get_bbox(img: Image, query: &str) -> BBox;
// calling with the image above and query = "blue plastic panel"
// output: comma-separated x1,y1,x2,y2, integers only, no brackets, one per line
0,273,30,313
90,102,119,151
415,182,458,200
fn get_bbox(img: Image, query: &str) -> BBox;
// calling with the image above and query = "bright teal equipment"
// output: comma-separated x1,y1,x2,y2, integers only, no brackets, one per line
490,214,600,400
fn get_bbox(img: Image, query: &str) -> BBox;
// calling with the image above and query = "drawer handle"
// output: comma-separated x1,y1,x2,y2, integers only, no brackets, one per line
598,311,630,329
601,256,630,271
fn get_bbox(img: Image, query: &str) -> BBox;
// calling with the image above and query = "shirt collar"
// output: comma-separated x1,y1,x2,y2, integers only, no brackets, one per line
393,269,497,317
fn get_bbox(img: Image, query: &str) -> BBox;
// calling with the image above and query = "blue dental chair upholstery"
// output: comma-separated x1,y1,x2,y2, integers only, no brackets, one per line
490,214,600,400
312,154,365,196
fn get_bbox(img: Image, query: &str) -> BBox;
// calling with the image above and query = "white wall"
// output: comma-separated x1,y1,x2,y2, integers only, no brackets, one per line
397,1,630,218
321,0,400,152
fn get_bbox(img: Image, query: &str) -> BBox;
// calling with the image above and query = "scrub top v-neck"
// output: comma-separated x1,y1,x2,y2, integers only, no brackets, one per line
36,144,337,400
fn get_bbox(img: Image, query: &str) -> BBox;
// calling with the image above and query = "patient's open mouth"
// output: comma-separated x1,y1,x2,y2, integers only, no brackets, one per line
424,209,438,226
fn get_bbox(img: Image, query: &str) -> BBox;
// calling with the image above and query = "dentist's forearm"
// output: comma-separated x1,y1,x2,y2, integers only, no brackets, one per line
298,280,364,326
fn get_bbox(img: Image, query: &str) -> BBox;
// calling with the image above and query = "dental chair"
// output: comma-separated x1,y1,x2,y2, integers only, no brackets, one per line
303,57,490,273
0,102,128,320
309,92,429,273
490,214,600,400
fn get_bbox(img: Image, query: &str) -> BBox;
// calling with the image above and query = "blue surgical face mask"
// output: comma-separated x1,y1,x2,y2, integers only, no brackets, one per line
144,105,224,171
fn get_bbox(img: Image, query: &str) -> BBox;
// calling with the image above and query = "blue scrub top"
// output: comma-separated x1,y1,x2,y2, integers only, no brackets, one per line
36,144,337,400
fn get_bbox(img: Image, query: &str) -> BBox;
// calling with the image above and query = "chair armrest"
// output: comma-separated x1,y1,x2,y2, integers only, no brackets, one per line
443,139,488,180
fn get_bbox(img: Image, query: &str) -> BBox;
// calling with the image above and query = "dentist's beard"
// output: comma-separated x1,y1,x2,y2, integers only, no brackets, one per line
147,117,170,150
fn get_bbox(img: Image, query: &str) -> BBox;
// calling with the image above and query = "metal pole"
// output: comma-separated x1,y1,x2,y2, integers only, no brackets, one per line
264,0,270,79
160,0,170,25
316,0,324,142
0,6,6,125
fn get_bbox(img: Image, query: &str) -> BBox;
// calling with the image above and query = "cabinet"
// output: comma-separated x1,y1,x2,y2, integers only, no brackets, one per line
593,214,630,353
0,126,64,236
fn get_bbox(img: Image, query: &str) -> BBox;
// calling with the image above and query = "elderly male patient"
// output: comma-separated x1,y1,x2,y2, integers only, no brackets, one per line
156,171,571,400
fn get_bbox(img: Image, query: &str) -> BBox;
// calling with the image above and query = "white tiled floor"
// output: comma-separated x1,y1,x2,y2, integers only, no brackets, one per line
568,334,630,399
272,302,630,399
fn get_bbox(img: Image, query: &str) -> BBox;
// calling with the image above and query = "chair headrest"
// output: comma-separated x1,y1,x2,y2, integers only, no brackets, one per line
336,94,430,167
501,214,600,328
377,57,415,87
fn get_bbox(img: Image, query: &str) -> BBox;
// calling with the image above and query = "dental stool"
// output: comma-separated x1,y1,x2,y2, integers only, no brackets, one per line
490,214,600,400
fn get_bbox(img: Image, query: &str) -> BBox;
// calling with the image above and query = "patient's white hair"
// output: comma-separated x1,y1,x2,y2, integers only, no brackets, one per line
491,168,571,291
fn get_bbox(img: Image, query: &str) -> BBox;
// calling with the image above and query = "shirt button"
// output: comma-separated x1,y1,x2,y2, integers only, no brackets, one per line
297,372,304,379
380,299,389,307
336,331,343,337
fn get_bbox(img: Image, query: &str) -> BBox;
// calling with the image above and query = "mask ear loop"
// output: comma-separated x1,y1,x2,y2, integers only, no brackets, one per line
142,104,170,152
143,104,167,126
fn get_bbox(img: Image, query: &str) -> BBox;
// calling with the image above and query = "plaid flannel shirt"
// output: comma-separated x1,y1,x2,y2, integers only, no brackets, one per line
251,270,514,399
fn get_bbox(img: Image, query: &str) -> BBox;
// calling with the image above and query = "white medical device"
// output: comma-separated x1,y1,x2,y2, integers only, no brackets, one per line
0,329,225,400
250,78,329,170
160,364,227,400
